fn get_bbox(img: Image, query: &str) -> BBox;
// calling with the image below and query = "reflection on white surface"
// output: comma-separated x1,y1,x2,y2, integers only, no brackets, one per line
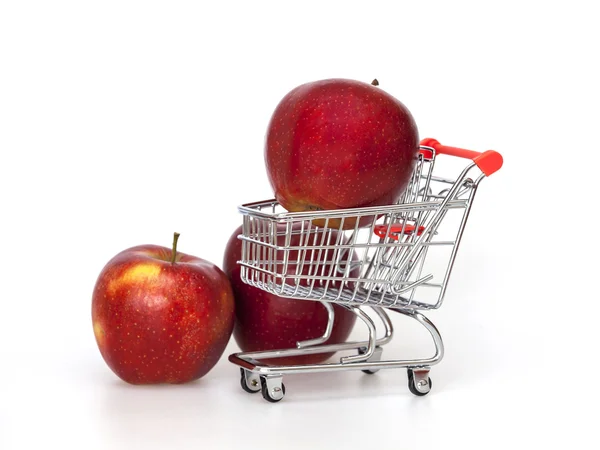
0,328,571,450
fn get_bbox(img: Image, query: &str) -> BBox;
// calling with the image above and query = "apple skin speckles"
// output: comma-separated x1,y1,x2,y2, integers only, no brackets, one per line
265,78,419,229
222,224,358,365
92,242,235,385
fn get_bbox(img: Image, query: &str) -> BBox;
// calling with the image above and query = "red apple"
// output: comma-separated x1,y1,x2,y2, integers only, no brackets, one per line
265,78,419,228
223,225,358,365
92,233,235,384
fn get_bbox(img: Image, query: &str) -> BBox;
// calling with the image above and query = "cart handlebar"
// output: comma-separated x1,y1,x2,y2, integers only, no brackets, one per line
420,138,503,176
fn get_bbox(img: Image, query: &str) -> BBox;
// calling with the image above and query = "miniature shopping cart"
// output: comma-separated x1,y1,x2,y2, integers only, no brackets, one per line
229,138,503,402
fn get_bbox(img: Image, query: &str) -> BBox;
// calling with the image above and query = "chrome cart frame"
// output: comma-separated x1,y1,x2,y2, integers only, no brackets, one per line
229,138,503,402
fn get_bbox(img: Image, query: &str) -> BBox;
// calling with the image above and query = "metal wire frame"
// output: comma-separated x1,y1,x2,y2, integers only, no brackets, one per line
229,144,498,401
237,148,484,311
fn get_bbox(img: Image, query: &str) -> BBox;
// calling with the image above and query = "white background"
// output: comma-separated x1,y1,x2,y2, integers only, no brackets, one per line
1,1,598,449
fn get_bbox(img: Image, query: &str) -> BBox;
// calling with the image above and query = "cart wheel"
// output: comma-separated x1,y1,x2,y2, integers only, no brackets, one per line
358,346,382,374
407,369,432,396
260,376,286,403
240,368,261,394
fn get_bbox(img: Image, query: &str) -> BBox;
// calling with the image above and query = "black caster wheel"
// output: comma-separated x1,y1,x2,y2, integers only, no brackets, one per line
240,368,260,394
407,369,432,396
260,376,286,403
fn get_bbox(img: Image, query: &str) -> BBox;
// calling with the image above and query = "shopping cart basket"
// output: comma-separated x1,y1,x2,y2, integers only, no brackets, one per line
229,138,503,402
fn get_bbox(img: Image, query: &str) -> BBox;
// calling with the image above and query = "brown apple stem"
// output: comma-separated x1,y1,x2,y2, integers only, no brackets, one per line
371,79,379,86
171,232,180,264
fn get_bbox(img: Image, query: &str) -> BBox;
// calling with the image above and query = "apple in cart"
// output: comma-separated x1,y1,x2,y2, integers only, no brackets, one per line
265,78,420,229
92,233,235,384
223,225,359,365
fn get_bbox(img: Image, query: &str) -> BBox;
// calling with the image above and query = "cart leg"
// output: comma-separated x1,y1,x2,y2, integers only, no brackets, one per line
391,308,444,364
358,346,384,374
391,308,441,395
357,308,388,373
340,306,377,363
371,307,394,347
296,301,334,348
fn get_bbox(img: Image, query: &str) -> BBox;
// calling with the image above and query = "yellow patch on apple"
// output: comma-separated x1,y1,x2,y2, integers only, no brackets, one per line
122,263,161,282
93,321,106,346
108,263,161,294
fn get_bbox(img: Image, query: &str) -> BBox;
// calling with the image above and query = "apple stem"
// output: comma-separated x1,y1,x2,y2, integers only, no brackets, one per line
371,79,379,86
171,232,180,264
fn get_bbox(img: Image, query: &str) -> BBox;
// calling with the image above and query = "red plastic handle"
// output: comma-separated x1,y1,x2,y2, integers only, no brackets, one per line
374,224,426,241
420,138,503,176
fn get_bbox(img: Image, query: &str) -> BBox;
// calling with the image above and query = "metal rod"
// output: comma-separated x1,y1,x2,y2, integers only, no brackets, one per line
229,309,443,375
296,302,335,348
340,306,378,363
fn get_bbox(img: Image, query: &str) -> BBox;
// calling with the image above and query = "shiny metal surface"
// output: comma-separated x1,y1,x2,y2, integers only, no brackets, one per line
411,368,432,394
237,154,480,311
229,144,496,400
296,301,334,349
241,368,261,393
228,309,444,375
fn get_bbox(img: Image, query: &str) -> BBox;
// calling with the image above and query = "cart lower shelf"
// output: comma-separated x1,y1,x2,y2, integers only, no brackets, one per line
228,307,443,402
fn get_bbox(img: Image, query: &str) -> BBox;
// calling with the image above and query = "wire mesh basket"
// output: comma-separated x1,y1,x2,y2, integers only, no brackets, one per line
238,139,501,310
